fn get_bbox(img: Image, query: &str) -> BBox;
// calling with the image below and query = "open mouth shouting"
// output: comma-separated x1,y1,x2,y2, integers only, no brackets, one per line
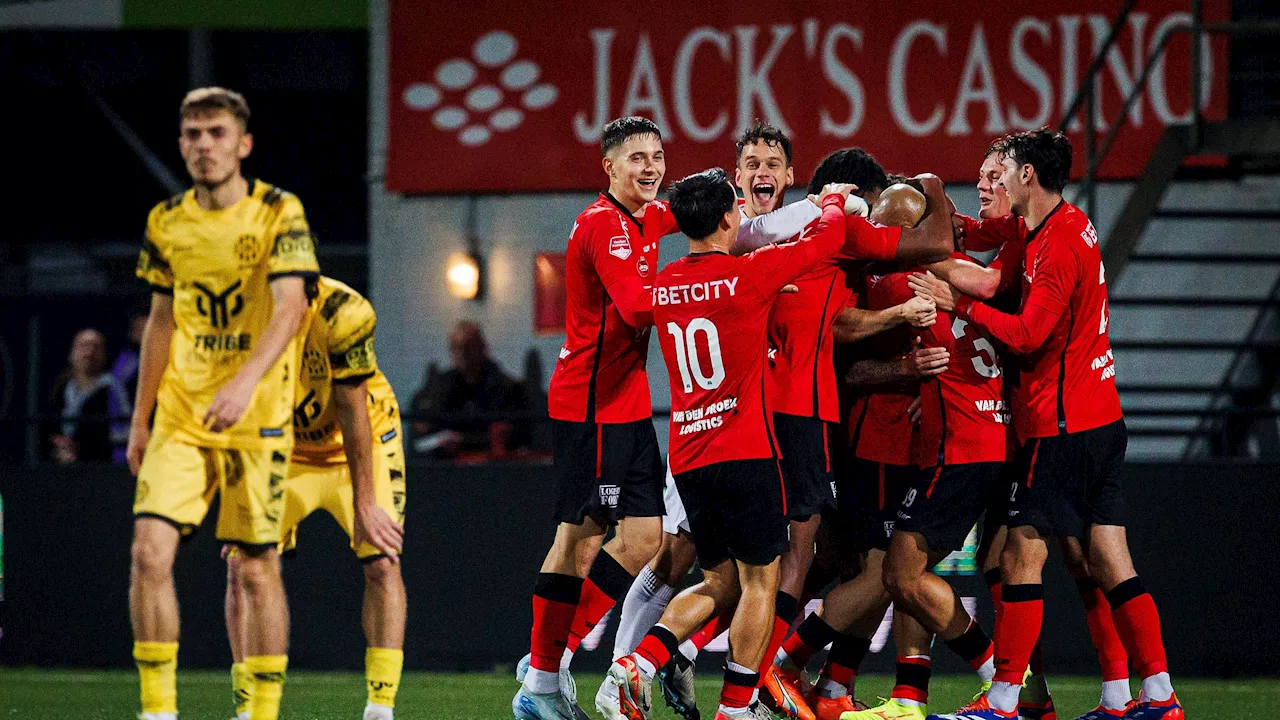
637,176,659,195
752,181,777,209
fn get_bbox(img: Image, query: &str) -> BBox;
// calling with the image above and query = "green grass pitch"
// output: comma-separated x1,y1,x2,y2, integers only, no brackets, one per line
2,669,1277,719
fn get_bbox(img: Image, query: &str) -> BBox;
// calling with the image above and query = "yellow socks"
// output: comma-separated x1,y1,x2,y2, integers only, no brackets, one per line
366,647,404,708
134,641,179,715
232,661,254,717
245,655,288,720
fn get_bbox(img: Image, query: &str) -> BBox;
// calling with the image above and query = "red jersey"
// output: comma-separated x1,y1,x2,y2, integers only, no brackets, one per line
848,269,917,467
958,213,1024,253
657,196,847,475
957,201,1122,440
915,251,1010,467
769,217,903,422
548,193,678,424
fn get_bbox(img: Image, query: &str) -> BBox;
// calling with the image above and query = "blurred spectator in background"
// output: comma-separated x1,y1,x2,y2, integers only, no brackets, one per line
108,304,148,462
46,328,130,463
410,321,531,459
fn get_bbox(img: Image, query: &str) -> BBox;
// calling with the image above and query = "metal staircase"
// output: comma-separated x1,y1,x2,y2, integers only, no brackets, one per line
1062,5,1280,458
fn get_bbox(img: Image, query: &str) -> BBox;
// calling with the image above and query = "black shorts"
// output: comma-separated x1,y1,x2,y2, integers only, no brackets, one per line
849,457,917,551
980,461,1019,542
673,458,789,567
774,414,839,521
896,462,1004,552
1008,420,1128,540
552,418,664,525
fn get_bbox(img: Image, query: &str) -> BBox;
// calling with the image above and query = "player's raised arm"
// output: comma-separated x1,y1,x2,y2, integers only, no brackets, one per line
743,186,851,296
730,198,822,256
886,174,954,263
126,292,174,475
831,297,936,344
956,239,1077,354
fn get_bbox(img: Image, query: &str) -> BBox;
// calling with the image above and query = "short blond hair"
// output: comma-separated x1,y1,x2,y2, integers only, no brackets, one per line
180,87,250,128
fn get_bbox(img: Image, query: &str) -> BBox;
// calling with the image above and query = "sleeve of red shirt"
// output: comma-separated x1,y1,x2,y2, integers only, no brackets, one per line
839,216,903,261
987,240,1025,296
644,200,681,237
957,237,1079,353
744,195,847,296
587,216,654,328
961,213,1020,252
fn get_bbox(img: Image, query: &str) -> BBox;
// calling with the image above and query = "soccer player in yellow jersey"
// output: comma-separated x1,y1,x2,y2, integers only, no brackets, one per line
126,87,318,720
224,276,407,720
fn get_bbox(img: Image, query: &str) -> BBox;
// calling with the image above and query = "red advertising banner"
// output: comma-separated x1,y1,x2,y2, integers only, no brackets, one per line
387,0,1228,193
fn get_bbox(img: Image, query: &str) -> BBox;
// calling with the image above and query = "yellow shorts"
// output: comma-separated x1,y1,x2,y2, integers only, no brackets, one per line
281,432,406,559
133,433,289,547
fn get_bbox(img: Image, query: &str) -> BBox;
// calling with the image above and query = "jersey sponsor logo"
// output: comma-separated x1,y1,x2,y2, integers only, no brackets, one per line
259,427,285,438
380,428,399,443
295,422,337,443
636,255,649,276
193,333,252,352
975,399,1011,425
599,484,620,507
609,233,632,259
652,277,738,306
1092,348,1116,381
194,280,245,329
343,334,376,371
674,396,737,435
1080,221,1099,248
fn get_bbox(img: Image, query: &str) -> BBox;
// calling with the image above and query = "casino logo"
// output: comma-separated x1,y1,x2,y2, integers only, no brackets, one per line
400,30,559,147
235,234,259,267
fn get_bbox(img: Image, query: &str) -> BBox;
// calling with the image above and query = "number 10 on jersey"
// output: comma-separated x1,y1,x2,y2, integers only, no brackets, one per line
666,319,726,393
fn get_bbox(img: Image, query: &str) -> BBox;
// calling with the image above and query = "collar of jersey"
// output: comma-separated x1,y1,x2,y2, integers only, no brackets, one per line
1022,197,1066,244
183,177,259,215
602,191,644,231
688,250,729,257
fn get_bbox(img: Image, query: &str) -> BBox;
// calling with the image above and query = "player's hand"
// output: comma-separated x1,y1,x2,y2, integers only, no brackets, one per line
900,295,936,328
909,337,949,377
908,395,923,424
819,183,858,203
912,173,945,197
126,423,150,476
204,374,256,432
908,271,955,312
355,502,405,563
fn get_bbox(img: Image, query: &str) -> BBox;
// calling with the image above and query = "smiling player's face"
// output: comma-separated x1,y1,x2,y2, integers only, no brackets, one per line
604,134,665,211
735,140,793,217
977,153,1011,219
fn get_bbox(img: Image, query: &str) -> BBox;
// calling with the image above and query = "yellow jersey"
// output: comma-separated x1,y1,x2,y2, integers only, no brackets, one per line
292,276,401,466
136,179,320,450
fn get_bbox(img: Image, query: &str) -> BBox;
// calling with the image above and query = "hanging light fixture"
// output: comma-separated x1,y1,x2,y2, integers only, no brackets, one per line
446,197,485,300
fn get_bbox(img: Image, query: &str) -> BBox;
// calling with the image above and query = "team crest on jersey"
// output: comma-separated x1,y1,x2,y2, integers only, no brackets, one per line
236,234,260,267
636,256,649,276
609,234,631,260
303,348,328,380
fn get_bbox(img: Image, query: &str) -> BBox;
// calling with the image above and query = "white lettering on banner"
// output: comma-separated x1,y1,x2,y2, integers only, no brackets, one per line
733,24,794,135
571,16,1215,145
574,28,616,143
890,21,947,137
622,34,671,134
1150,13,1213,124
820,24,866,137
1058,16,1083,131
1008,18,1053,129
674,28,731,141
947,24,1007,136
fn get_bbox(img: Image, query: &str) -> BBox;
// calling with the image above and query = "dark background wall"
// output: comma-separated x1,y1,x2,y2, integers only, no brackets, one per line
1,461,1277,676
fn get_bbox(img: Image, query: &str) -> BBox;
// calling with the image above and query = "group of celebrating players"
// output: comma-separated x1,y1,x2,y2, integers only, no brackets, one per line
513,116,1184,720
116,82,1181,720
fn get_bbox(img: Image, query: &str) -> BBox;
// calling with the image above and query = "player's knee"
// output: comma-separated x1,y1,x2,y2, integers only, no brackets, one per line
235,550,281,595
130,533,175,582
363,557,403,591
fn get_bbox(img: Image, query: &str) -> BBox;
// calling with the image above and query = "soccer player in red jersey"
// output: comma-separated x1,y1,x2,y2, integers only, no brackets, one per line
912,148,1134,720
926,130,1182,720
597,171,861,720
514,117,681,720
